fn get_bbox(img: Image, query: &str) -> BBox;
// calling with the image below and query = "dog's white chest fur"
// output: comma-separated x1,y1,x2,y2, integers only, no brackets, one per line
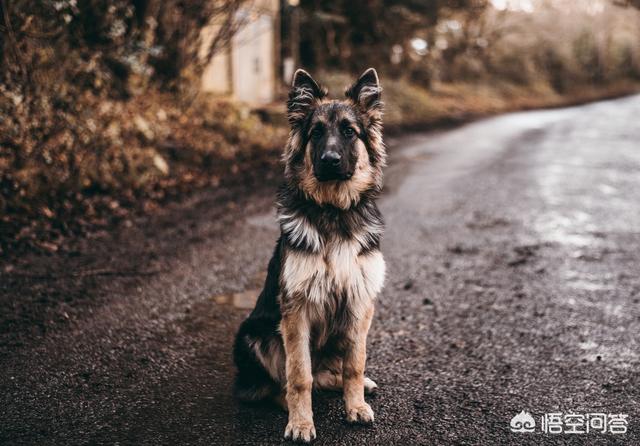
282,238,386,311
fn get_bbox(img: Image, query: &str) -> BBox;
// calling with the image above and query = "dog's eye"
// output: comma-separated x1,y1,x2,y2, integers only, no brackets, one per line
311,128,323,139
343,127,356,138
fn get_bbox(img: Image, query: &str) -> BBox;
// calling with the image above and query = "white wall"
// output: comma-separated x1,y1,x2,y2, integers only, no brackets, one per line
199,1,278,105
200,23,231,94
231,13,276,104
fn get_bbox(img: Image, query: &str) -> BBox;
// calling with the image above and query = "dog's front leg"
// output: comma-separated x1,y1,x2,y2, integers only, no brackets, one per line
281,312,316,442
343,303,375,424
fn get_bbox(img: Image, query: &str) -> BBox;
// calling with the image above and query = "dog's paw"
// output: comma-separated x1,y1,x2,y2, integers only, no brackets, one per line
364,377,378,395
346,402,374,424
284,419,316,443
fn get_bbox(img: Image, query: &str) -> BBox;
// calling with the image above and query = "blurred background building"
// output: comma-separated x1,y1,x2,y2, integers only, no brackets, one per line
200,0,279,104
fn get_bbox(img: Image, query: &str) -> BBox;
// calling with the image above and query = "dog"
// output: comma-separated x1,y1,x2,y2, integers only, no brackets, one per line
233,68,386,443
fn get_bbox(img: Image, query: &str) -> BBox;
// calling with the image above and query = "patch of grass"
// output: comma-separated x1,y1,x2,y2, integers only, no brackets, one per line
318,71,640,132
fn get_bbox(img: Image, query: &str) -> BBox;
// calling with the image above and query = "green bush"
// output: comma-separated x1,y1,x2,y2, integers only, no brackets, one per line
573,29,605,84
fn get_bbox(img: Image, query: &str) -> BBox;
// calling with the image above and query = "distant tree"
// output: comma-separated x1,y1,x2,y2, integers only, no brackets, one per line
0,0,247,96
296,0,488,72
0,0,250,213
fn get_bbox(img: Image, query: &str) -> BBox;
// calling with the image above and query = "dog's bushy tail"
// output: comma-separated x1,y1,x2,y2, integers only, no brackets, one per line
233,322,281,404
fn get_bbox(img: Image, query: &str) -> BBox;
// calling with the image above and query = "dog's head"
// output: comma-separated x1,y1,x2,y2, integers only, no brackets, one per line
283,69,386,209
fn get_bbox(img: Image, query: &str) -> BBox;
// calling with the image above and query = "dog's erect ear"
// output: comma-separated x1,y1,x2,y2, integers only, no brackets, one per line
345,68,383,118
291,69,323,96
287,69,326,127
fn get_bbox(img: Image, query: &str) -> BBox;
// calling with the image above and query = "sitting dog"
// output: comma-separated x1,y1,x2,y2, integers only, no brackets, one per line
233,68,386,443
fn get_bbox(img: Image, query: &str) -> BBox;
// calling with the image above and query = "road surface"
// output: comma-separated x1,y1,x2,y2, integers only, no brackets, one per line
2,95,640,445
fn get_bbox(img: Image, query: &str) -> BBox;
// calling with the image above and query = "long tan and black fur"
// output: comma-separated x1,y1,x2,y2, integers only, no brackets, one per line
233,68,387,443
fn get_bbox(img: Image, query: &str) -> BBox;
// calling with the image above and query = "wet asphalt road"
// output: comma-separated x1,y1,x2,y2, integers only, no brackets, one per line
2,95,640,445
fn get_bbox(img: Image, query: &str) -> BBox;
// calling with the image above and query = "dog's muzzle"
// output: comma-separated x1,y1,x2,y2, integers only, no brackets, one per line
315,151,352,181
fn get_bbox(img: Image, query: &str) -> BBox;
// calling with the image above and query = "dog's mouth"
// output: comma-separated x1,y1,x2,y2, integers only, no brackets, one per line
314,170,353,182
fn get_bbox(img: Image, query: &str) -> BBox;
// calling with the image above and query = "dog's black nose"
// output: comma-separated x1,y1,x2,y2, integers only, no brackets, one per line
321,151,341,166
